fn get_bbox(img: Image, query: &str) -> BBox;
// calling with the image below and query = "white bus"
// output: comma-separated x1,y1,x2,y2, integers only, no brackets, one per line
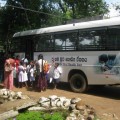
12,17,120,92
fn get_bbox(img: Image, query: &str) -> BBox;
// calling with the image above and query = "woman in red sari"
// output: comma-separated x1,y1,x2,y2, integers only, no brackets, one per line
4,59,14,90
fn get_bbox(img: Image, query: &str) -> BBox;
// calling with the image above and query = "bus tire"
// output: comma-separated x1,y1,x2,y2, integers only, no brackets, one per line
69,74,87,93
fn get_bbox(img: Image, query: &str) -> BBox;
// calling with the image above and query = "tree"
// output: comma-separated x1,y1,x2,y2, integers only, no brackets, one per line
0,0,109,53
59,0,109,19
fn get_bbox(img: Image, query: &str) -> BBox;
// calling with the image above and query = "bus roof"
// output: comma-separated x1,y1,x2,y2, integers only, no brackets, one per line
13,16,120,38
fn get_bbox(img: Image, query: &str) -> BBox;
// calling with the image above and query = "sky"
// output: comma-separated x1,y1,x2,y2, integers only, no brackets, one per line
0,0,120,17
105,0,120,17
105,0,120,4
0,0,6,6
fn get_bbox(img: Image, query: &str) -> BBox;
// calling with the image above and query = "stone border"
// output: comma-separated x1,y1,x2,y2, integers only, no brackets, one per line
0,89,96,120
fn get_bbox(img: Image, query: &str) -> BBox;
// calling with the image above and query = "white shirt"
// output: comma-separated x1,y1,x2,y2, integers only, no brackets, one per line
30,68,34,77
26,64,31,73
22,58,28,63
53,66,62,79
37,59,45,72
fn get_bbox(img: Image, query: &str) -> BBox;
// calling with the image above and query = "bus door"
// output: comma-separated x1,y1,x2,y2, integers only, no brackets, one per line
25,37,33,60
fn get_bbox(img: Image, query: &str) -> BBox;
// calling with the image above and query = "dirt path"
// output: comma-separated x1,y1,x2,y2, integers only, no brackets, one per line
0,83,120,119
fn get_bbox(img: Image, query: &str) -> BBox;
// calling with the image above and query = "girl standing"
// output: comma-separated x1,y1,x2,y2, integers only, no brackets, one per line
29,64,35,88
23,63,28,87
18,61,24,88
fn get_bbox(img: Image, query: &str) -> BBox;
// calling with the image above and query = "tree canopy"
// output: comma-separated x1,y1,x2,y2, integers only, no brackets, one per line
0,0,109,53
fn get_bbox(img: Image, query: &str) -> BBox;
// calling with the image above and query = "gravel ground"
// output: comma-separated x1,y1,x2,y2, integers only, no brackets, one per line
0,83,120,120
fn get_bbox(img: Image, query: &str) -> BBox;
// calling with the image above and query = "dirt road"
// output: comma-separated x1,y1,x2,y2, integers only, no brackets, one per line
0,83,120,119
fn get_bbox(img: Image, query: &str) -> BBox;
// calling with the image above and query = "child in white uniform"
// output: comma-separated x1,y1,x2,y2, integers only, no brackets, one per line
23,63,28,87
30,64,35,88
18,61,24,88
53,63,62,89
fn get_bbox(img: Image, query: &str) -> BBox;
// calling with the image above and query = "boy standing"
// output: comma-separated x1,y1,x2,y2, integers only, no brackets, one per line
53,63,62,89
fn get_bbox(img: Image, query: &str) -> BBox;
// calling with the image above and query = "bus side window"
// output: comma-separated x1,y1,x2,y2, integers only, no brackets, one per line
78,29,106,50
54,32,77,51
107,28,120,50
34,35,54,51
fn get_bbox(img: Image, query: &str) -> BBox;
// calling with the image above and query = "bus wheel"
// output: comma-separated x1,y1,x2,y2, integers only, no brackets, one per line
69,74,87,93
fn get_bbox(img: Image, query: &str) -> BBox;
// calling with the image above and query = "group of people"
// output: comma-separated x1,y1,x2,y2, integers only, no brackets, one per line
3,54,62,92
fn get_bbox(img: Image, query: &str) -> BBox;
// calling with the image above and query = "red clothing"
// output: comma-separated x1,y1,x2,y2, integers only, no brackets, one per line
4,71,13,90
14,59,20,72
5,58,15,67
4,60,14,90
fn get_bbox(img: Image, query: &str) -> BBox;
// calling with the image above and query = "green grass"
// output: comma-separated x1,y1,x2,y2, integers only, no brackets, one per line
8,109,100,120
9,109,70,120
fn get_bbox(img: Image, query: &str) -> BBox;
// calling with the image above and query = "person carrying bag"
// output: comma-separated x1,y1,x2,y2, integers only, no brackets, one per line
36,54,47,92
